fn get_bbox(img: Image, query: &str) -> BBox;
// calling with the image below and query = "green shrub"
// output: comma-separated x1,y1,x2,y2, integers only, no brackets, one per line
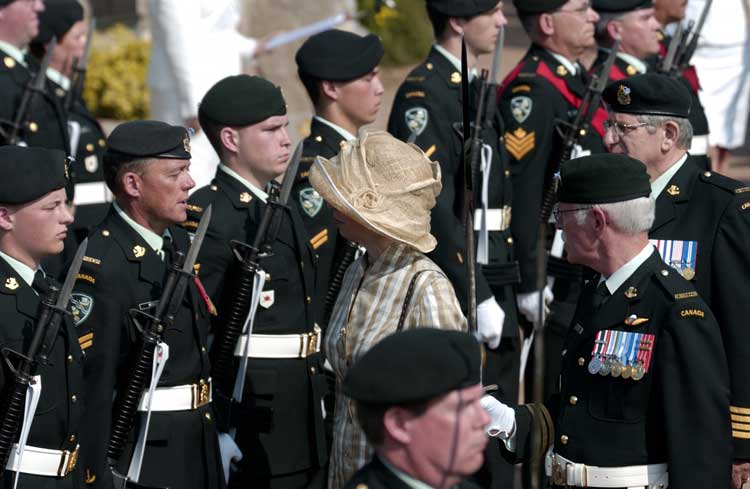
358,0,432,66
83,24,150,120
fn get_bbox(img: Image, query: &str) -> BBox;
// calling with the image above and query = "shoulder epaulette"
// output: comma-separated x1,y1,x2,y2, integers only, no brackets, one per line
653,266,699,301
698,170,745,194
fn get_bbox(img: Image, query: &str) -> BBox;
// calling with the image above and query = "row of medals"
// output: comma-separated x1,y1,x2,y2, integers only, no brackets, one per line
588,354,645,380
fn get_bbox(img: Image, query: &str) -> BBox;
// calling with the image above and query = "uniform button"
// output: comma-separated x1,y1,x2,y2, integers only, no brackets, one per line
356,484,368,489
68,435,76,443
86,143,95,152
560,435,569,445
315,136,323,142
704,171,711,177
67,354,74,363
506,237,513,245
310,367,316,374
569,396,578,405
71,395,78,403
199,379,205,386
205,412,212,421
300,261,304,269
102,229,110,237
505,170,511,177
306,296,311,304
201,346,207,353
578,357,585,367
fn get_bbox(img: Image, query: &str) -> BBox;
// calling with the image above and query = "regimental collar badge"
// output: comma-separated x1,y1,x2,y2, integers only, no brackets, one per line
556,65,568,77
132,245,146,258
624,286,638,299
4,277,19,290
617,85,632,105
450,72,462,84
626,65,638,76
183,134,191,153
239,192,252,203
666,184,680,196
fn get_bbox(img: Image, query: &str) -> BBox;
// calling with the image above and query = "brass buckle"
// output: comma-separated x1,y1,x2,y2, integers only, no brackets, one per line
303,325,321,358
192,379,211,409
503,206,512,229
551,455,566,486
59,445,79,476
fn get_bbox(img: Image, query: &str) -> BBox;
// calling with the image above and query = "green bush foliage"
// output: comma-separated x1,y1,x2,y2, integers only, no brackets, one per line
83,24,150,120
358,0,433,66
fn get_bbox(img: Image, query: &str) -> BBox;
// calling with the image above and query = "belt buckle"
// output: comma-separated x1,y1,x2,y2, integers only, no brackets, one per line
59,444,79,476
503,206,512,229
192,380,211,409
551,455,566,486
305,326,321,358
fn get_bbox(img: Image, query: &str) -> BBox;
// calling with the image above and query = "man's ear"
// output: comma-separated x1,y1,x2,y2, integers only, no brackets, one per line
607,19,622,41
591,206,608,235
219,127,240,155
539,12,556,36
447,16,465,36
320,80,340,102
382,407,416,445
0,206,14,232
662,120,679,152
120,171,142,199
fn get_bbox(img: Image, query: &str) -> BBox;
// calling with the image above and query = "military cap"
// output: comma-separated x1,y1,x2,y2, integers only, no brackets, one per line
199,75,286,127
105,120,191,160
34,0,84,45
557,154,651,204
603,73,691,118
0,0,14,7
296,30,384,81
512,0,567,15
343,328,481,405
0,147,68,204
428,0,500,17
592,0,652,13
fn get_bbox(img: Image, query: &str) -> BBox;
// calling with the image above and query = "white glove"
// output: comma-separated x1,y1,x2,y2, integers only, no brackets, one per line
480,395,516,439
517,286,554,325
476,298,505,349
218,432,243,482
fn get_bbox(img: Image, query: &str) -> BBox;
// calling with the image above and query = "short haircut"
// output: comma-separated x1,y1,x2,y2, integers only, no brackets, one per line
594,12,621,45
572,196,655,233
426,5,451,39
354,399,431,446
198,113,228,161
637,114,694,150
103,152,150,194
298,70,322,107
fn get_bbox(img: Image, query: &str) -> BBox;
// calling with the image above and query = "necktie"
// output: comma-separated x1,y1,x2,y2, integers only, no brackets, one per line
32,269,50,297
592,281,610,310
161,235,173,265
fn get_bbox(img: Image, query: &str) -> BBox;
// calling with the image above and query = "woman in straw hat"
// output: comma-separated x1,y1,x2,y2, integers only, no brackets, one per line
309,131,468,488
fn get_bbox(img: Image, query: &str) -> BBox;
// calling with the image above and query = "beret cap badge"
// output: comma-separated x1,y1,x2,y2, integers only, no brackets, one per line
617,85,632,105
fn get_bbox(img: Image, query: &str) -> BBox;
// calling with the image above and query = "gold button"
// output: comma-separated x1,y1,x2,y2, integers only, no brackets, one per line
199,379,205,386
205,412,212,421
28,121,38,132
86,143,94,152
560,435,569,445
569,396,578,405
661,269,669,276
505,170,511,177
704,171,712,177
67,354,74,363
71,395,78,403
356,484,368,489
306,296,311,304
578,357,585,366
102,229,110,237
68,435,76,443
310,367,316,374
506,237,513,245
98,138,106,147
426,62,434,70
201,346,206,353
211,185,218,191
315,136,322,142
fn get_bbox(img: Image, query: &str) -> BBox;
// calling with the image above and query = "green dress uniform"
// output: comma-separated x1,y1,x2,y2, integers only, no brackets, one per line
187,169,327,487
0,261,84,489
388,45,520,488
509,250,731,488
71,209,224,489
0,48,69,153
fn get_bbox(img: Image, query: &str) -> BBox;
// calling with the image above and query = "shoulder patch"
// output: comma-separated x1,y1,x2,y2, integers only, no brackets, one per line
299,187,324,218
70,293,94,326
510,96,533,124
405,107,429,137
679,307,705,318
76,273,96,285
405,91,426,99
699,170,745,194
511,85,531,93
674,291,699,300
83,256,101,266
735,187,750,194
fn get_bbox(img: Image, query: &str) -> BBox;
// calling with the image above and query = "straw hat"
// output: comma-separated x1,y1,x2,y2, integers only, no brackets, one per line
309,131,442,253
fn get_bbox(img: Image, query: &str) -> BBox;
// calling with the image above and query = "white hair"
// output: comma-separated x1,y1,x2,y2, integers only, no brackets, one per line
637,114,694,150
572,196,655,233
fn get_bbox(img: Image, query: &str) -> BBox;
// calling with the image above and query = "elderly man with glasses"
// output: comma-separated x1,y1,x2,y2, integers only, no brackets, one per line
603,72,750,489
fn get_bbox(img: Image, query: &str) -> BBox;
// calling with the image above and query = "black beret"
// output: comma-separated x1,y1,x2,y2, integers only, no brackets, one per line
34,0,84,45
592,0,652,13
557,154,651,204
105,120,191,160
296,30,384,81
0,0,14,7
603,73,691,118
512,0,567,15
427,0,500,17
343,328,481,405
199,75,286,127
0,147,68,204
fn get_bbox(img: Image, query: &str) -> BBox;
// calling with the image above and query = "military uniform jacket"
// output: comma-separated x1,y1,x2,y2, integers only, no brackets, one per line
649,159,750,458
388,46,519,335
498,45,606,293
71,208,222,489
187,169,327,478
509,250,731,488
343,456,482,489
0,259,84,489
292,118,346,325
0,49,69,153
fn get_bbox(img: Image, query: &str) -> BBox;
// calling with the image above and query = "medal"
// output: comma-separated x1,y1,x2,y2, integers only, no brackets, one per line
599,330,615,375
588,356,602,374
589,331,606,375
622,365,633,379
599,358,611,376
611,361,623,377
632,363,645,381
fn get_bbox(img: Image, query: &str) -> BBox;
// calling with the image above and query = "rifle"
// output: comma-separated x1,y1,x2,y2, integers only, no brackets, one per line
675,0,712,71
64,18,96,112
0,239,87,475
6,38,57,145
659,0,713,75
209,143,303,433
106,206,212,480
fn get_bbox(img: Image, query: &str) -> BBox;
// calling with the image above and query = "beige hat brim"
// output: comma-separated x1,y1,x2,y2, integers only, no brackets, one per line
310,155,437,253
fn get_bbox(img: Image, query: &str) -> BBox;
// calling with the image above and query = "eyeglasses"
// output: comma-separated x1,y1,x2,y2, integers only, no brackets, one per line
554,1,592,16
552,205,592,221
603,120,649,135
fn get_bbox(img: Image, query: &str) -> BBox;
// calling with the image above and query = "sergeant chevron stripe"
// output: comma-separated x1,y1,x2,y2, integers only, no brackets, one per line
505,128,535,160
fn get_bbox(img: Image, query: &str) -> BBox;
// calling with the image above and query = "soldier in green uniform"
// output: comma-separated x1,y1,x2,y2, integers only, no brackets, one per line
0,146,83,489
188,75,326,489
602,72,750,488
388,1,517,486
484,153,732,488
294,29,384,325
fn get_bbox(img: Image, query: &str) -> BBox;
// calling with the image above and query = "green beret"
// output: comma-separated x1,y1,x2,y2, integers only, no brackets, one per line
427,0,500,16
557,154,651,204
0,147,68,204
199,75,287,127
512,0,567,15
105,120,191,161
592,0,652,13
343,329,481,405
33,0,84,45
296,30,384,81
603,73,691,118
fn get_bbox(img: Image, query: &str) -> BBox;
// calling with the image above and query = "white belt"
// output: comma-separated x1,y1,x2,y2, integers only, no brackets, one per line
234,325,321,359
137,378,212,412
5,444,79,477
474,207,512,232
546,452,668,488
690,134,709,156
73,181,112,206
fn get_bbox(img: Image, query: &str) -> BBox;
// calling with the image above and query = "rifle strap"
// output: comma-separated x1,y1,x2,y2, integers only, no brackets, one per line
397,270,430,332
477,143,493,265
12,376,42,489
232,269,267,404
